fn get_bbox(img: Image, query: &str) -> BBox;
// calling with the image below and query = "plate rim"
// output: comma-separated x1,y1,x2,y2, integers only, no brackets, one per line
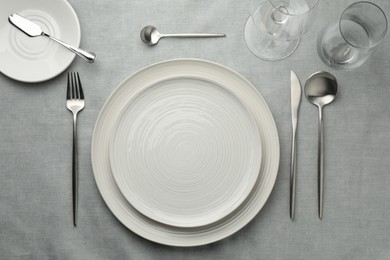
91,58,280,246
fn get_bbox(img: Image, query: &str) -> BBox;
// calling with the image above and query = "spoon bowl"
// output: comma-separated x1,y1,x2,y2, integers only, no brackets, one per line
140,26,162,46
304,71,338,219
305,72,338,107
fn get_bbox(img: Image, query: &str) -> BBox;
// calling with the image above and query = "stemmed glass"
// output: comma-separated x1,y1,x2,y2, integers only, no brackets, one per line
244,0,320,61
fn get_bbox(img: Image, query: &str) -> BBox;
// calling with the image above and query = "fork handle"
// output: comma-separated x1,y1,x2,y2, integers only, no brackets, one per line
72,113,79,227
44,33,96,63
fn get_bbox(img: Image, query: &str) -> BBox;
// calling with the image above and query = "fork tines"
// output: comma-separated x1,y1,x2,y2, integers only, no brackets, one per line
67,72,84,100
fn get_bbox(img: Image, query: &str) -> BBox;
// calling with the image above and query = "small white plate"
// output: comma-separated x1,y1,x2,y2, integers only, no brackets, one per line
109,76,262,228
91,59,280,246
0,0,80,83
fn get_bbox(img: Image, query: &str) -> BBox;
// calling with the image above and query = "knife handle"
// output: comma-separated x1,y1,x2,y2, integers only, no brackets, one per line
45,33,96,63
290,124,298,219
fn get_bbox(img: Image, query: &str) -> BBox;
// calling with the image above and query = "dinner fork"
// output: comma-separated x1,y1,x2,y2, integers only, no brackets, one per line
66,72,85,227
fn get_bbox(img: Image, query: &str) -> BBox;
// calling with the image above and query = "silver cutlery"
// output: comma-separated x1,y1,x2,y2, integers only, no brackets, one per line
66,72,85,226
8,13,96,63
304,71,338,219
290,71,302,220
140,25,226,46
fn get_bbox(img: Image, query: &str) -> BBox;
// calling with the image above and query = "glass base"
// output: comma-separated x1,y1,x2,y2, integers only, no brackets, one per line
317,26,368,70
244,16,300,61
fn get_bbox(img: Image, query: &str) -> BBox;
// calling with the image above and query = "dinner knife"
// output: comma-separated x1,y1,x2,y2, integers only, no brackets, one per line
8,13,96,63
290,71,302,219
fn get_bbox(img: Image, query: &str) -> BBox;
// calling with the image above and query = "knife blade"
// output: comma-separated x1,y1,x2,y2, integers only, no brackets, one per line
8,13,44,37
290,70,302,219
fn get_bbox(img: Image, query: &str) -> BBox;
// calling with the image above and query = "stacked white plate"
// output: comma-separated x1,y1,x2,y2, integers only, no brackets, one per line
91,59,280,246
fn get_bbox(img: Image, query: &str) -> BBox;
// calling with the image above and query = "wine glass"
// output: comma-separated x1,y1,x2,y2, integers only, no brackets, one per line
244,0,320,61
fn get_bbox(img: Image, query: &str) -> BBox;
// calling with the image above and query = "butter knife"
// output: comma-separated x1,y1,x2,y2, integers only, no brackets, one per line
8,13,96,63
290,71,302,219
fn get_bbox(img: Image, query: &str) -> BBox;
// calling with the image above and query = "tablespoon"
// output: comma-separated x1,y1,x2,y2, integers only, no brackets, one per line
304,71,338,219
140,25,226,46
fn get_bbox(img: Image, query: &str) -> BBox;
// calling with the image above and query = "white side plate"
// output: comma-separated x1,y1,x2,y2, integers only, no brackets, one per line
0,0,80,83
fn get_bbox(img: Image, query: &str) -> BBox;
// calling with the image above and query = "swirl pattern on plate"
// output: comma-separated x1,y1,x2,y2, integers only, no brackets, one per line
109,77,262,227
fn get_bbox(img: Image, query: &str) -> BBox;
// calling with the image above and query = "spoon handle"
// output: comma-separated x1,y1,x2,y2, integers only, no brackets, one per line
162,33,226,38
318,106,324,219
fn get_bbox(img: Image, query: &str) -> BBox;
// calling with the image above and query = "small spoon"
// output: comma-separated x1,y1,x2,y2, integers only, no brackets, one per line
304,71,338,219
140,25,226,46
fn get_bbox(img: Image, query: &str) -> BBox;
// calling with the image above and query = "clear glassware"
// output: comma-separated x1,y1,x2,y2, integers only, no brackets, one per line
318,1,387,69
244,0,320,61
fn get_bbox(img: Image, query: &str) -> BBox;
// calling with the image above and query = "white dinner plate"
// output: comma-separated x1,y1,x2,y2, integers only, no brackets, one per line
91,59,280,246
0,0,80,83
109,76,262,228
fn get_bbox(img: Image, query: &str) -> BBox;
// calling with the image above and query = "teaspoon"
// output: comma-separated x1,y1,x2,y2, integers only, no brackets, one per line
304,71,338,219
140,25,226,46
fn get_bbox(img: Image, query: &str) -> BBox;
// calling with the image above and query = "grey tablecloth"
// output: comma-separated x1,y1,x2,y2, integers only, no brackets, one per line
1,0,390,259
